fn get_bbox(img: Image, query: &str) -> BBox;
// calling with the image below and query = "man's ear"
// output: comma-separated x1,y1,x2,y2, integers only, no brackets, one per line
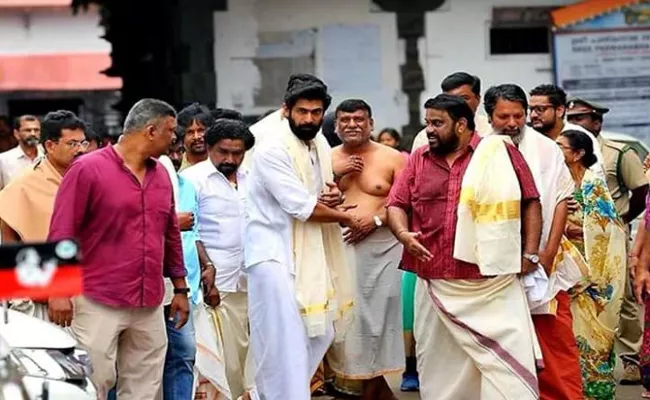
281,103,289,120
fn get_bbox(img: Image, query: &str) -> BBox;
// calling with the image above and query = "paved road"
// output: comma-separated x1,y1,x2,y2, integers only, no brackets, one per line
314,373,645,399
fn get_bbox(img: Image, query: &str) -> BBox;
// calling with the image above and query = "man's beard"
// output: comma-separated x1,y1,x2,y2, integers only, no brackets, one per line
188,139,206,154
22,136,39,147
428,126,460,155
288,117,321,141
217,163,238,177
530,119,555,135
495,126,525,145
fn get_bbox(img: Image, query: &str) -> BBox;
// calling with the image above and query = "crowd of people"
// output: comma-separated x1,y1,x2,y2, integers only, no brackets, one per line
0,71,650,400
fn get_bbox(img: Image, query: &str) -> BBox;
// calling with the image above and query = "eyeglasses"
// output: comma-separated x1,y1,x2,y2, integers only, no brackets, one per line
62,140,90,149
528,104,555,114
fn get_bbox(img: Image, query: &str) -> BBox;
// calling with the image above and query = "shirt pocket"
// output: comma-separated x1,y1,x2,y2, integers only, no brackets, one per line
146,187,173,233
412,177,447,235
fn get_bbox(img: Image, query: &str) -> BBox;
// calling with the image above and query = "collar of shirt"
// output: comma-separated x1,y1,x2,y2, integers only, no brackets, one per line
193,159,248,184
108,144,158,170
6,144,43,161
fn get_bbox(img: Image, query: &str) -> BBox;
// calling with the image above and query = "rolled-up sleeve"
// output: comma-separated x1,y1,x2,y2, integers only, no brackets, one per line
163,195,186,278
255,146,317,222
48,161,92,242
387,152,415,211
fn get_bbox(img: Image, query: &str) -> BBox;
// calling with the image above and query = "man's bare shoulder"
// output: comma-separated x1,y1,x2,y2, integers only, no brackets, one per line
374,142,405,164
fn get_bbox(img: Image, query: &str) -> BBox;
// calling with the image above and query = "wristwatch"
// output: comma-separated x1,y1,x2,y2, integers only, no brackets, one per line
523,253,540,264
173,287,191,295
373,215,383,227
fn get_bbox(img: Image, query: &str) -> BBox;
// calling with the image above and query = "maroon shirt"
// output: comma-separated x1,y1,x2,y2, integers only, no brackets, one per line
48,146,185,308
387,133,539,280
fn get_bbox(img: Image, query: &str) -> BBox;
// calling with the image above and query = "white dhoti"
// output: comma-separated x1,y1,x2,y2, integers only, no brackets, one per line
415,275,540,400
327,228,404,379
248,261,334,400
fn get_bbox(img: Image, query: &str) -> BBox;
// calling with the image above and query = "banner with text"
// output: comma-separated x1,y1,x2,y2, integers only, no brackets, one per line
554,29,650,138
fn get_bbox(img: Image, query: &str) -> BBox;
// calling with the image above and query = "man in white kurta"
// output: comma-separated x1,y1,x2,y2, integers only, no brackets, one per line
244,74,358,400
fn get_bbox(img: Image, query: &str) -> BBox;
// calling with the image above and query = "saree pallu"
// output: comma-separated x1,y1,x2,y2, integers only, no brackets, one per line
568,170,626,400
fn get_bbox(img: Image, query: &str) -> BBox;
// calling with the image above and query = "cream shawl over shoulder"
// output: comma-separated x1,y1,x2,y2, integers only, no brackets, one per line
278,120,354,339
454,135,522,275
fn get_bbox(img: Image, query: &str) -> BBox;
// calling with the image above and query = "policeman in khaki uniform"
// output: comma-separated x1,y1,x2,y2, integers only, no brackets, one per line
567,97,649,384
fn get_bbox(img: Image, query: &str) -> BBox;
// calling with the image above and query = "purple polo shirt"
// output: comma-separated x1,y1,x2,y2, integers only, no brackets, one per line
48,146,185,308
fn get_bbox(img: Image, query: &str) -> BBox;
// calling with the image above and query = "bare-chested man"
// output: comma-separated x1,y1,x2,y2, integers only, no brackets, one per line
327,99,406,400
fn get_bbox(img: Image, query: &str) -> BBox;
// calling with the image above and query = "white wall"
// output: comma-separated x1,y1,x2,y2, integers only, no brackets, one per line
0,7,109,55
213,0,408,133
422,0,575,115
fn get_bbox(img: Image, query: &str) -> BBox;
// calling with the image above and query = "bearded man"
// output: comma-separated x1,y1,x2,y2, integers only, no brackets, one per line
244,74,361,400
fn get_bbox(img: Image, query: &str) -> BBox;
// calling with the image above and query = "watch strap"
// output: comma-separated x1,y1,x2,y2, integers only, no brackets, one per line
173,287,190,295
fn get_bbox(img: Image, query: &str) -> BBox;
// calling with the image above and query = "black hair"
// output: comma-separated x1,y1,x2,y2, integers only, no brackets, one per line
441,72,481,96
335,99,372,118
13,115,39,131
176,103,214,139
205,119,255,150
484,84,528,118
530,84,567,118
561,129,598,168
284,73,332,110
378,128,401,142
322,111,342,147
84,122,103,145
424,94,476,131
40,110,86,147
211,108,244,121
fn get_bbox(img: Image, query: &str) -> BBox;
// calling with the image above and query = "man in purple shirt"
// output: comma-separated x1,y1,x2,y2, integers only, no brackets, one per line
47,98,190,400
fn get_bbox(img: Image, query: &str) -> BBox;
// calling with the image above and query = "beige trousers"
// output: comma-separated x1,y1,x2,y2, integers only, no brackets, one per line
71,296,167,400
216,291,255,398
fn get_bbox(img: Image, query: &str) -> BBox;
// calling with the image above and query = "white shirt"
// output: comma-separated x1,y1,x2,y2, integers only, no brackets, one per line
0,146,42,190
244,140,320,274
181,160,248,293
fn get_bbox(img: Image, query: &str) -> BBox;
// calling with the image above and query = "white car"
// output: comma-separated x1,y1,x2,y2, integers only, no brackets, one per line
0,309,96,400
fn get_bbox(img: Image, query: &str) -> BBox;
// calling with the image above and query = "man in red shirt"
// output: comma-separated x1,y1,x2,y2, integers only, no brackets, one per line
387,94,543,399
47,98,190,400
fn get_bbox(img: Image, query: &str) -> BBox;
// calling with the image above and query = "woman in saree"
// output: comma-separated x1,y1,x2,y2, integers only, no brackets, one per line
557,130,626,400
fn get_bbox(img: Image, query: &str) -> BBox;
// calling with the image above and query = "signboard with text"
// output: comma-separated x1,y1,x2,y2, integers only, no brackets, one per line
552,2,650,140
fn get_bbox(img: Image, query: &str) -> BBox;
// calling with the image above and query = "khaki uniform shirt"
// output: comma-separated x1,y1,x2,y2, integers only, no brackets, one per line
597,135,648,219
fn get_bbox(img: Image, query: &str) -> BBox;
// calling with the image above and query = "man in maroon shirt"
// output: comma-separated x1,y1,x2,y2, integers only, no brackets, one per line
387,94,543,399
47,98,190,400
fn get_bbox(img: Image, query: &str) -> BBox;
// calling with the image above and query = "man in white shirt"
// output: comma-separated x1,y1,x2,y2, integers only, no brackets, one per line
0,115,42,190
182,118,256,399
411,72,491,150
244,74,361,400
528,84,606,182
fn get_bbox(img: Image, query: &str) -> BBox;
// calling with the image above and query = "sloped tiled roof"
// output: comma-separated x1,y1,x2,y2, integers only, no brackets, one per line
551,0,642,28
